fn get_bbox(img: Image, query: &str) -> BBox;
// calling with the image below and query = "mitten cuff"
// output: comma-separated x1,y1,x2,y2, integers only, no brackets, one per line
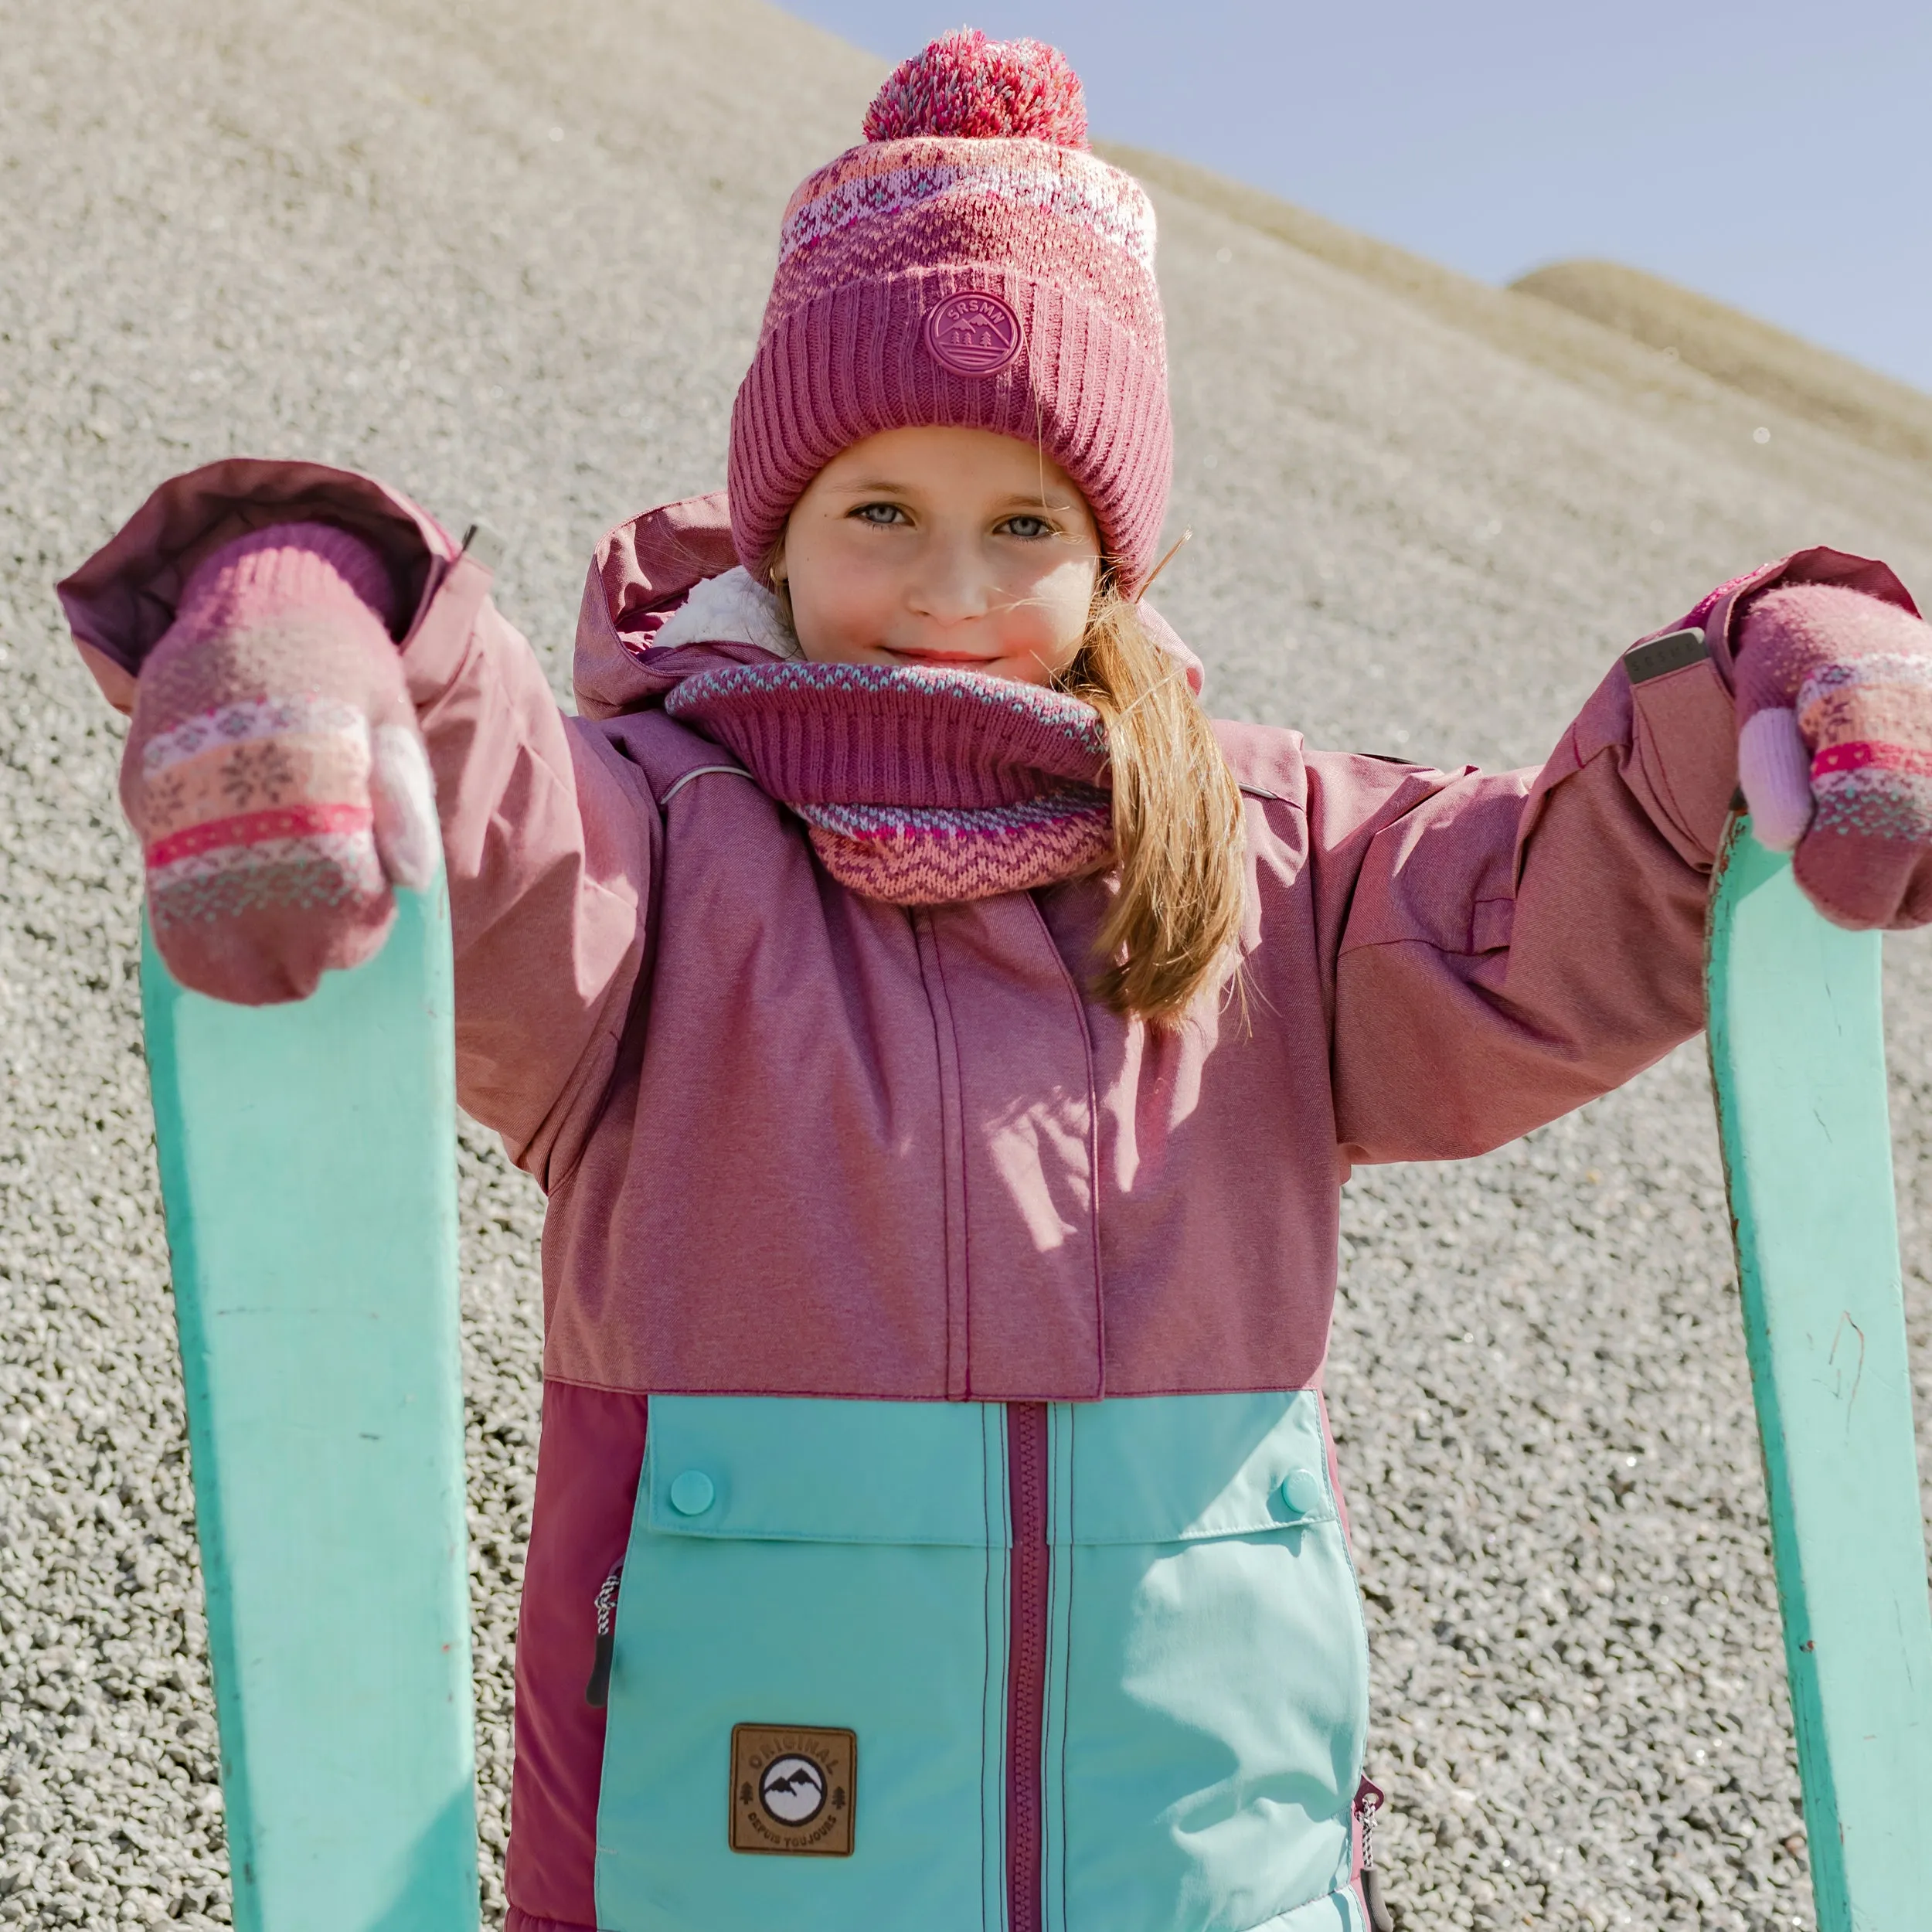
176,522,400,641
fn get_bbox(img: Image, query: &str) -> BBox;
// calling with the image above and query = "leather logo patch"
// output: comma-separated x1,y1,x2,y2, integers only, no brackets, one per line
923,291,1022,376
730,1724,856,1856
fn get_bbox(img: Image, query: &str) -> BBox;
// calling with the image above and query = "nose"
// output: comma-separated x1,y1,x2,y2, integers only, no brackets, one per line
906,533,995,627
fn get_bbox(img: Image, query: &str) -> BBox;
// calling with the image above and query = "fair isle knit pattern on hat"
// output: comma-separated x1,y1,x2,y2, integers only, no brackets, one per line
727,29,1172,594
664,658,1114,903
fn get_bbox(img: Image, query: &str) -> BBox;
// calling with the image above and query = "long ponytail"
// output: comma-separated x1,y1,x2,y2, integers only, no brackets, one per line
1058,587,1247,1025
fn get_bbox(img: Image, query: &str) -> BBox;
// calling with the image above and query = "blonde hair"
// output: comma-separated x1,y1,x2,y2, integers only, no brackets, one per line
1058,585,1247,1026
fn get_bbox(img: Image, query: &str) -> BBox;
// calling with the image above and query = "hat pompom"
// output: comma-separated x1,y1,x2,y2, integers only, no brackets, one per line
862,29,1090,149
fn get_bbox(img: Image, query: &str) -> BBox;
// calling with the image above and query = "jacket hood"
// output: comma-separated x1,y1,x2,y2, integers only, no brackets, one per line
573,489,1204,723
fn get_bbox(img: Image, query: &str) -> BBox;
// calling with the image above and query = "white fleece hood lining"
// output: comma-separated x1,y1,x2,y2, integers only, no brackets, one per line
652,566,801,659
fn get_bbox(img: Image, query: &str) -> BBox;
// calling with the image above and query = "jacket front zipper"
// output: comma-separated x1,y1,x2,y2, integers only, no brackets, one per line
1007,1401,1049,1932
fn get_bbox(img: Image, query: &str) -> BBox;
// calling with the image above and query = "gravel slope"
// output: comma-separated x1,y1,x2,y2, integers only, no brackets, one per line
0,3,1927,1928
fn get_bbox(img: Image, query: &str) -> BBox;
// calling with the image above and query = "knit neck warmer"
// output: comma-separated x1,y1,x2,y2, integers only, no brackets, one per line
654,573,1113,903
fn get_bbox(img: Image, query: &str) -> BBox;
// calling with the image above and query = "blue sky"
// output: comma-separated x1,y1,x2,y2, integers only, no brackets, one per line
781,2,1931,392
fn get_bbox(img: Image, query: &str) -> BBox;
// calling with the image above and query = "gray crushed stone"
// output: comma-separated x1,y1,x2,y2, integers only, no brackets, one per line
0,2,1927,1927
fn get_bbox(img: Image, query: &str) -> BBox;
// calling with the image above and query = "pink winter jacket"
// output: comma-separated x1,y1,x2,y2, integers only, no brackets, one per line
60,460,1917,1930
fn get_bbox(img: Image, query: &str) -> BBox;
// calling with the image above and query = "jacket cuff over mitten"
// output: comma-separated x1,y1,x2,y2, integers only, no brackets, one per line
58,456,451,712
1515,546,1920,897
66,462,462,1003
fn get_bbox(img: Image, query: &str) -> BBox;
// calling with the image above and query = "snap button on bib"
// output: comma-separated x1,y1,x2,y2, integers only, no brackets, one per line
1279,1467,1326,1517
669,1469,716,1516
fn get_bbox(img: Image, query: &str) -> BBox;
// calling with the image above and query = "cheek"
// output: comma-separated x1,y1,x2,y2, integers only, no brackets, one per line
1013,560,1099,666
790,555,893,660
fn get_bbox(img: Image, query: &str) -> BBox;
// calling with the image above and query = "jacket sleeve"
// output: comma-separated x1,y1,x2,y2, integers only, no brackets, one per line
1322,547,1918,1164
59,458,658,1186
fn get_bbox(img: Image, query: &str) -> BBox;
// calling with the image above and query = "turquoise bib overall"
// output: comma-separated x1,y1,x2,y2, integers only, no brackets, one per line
595,1392,1370,1931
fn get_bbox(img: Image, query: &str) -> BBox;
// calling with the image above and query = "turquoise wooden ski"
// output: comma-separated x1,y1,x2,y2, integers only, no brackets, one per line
141,881,479,1932
1706,817,1932,1930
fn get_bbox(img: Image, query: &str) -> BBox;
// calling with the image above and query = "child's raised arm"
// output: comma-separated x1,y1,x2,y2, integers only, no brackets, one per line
1313,546,1925,1165
60,460,657,1188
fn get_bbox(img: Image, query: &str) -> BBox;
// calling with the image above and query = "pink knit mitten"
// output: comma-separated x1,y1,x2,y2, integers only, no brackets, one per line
1736,582,1932,928
122,522,438,1004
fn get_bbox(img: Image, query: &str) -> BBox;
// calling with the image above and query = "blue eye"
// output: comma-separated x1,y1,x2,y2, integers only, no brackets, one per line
1002,515,1054,539
853,502,908,526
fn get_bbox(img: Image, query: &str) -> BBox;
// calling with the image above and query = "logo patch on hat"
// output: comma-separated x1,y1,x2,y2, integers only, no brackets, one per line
730,1724,856,1856
923,291,1022,376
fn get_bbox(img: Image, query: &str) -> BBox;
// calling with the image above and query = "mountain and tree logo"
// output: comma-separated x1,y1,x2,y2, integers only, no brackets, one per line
759,1753,827,1825
730,1723,857,1856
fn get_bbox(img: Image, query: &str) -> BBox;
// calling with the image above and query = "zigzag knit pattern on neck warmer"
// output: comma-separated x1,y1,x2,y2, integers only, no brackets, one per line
662,659,1114,903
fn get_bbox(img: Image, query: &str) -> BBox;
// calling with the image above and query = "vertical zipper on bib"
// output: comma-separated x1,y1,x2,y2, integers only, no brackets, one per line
1007,1402,1049,1932
585,1559,624,1709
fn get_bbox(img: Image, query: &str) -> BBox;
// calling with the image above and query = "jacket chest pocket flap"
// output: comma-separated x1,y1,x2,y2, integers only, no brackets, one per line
1049,1389,1341,1544
643,1394,1007,1546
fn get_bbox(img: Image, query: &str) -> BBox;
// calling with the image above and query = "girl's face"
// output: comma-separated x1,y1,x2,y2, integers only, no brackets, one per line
776,426,1103,685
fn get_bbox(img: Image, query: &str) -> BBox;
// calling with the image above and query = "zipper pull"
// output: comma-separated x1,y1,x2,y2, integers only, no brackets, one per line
1354,1777,1393,1932
585,1559,624,1709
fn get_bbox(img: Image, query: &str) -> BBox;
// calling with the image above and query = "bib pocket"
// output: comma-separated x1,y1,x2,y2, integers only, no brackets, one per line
1041,1392,1371,1932
594,1396,1010,1932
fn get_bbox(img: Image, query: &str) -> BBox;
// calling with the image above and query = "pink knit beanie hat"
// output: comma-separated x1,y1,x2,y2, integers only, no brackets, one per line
728,29,1172,593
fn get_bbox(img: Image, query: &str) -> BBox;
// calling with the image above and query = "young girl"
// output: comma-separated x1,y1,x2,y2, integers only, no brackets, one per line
59,29,1932,1932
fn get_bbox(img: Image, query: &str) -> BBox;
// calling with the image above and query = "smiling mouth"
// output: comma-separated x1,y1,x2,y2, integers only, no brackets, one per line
879,645,1001,667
